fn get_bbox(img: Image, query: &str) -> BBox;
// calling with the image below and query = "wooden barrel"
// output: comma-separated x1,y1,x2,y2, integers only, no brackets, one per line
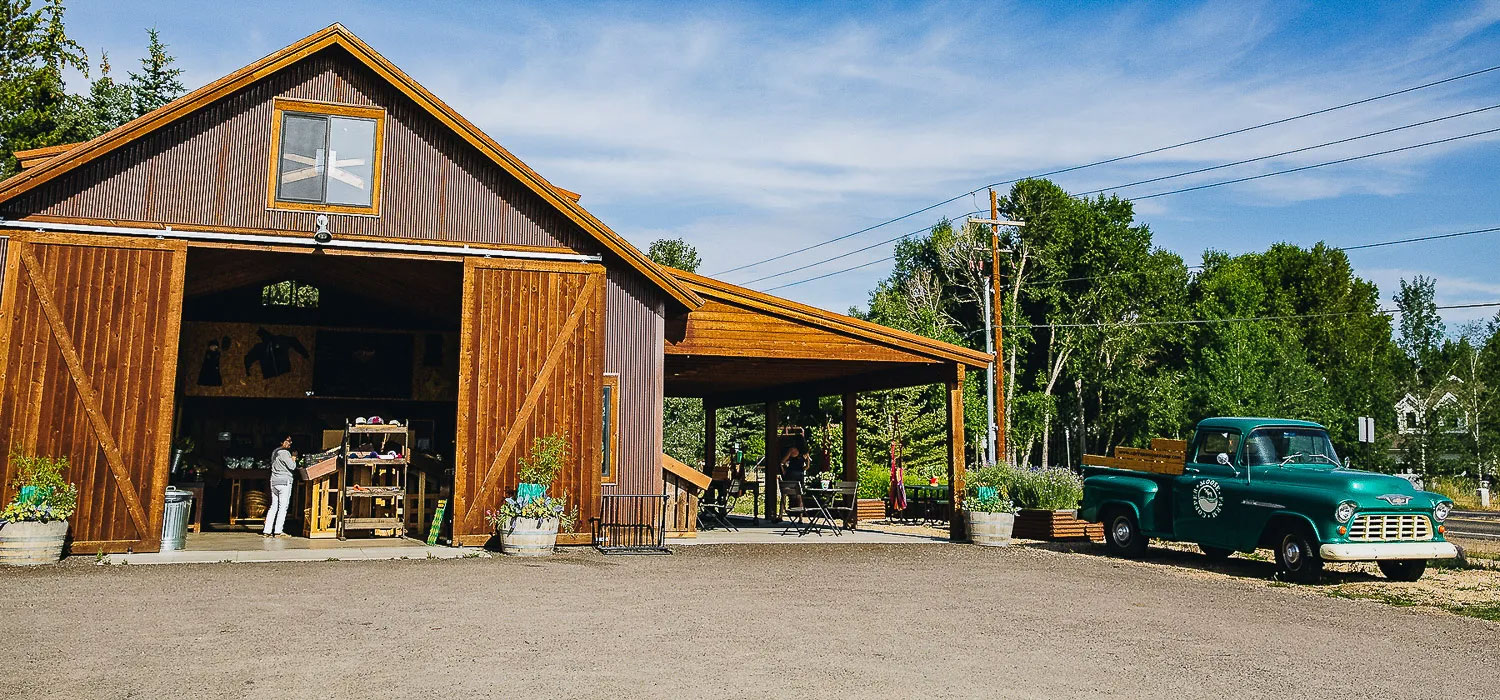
500,517,559,557
0,520,68,565
967,511,1015,547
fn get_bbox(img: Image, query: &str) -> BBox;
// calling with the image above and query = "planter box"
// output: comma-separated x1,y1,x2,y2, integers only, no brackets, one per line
855,498,885,523
1012,509,1104,542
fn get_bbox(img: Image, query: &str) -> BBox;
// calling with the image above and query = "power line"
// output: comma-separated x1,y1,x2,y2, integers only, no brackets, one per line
763,222,1500,293
1130,125,1500,201
714,62,1500,276
745,104,1500,287
742,210,985,285
1072,102,1500,198
1005,302,1500,330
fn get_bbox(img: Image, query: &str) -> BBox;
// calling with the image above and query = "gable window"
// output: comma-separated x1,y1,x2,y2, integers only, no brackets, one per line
267,98,384,215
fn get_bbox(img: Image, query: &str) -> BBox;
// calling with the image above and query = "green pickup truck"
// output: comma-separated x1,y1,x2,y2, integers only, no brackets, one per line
1079,417,1458,583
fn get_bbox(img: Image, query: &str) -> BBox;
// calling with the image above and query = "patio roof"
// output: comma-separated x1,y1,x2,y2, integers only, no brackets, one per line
664,269,990,405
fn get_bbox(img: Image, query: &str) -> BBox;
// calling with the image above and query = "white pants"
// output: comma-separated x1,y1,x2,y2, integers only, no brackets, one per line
263,482,292,535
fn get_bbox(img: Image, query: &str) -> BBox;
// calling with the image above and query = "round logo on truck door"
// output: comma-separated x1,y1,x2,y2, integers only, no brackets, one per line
1192,479,1223,518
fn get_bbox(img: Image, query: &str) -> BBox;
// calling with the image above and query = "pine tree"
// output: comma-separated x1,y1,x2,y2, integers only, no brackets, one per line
0,0,88,176
84,50,133,136
128,28,184,118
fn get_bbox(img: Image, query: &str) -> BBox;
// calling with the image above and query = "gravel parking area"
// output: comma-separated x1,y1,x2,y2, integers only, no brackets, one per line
1,543,1495,699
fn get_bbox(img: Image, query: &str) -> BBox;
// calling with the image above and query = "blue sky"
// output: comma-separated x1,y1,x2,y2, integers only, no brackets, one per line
59,1,1500,327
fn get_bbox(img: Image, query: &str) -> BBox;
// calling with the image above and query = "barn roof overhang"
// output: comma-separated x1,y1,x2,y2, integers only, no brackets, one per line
664,269,991,406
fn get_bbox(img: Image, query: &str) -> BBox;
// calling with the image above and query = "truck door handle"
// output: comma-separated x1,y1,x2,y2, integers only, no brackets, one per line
1183,467,1200,474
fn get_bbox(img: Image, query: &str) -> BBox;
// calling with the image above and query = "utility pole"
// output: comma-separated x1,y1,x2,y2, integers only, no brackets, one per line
973,190,1024,467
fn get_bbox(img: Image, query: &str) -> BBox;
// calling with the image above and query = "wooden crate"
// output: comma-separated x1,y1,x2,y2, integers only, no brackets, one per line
1082,438,1186,476
1012,509,1104,542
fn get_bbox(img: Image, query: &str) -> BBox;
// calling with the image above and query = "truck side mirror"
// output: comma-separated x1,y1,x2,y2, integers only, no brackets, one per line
1216,453,1231,467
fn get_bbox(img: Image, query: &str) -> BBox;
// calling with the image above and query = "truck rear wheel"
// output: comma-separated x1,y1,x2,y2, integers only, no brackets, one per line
1274,527,1323,584
1103,508,1147,558
1377,560,1426,582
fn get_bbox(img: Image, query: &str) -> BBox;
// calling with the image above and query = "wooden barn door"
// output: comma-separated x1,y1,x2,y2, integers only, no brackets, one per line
452,258,606,546
0,233,186,553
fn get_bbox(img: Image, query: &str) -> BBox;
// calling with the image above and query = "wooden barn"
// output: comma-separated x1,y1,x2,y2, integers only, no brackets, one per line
0,25,988,554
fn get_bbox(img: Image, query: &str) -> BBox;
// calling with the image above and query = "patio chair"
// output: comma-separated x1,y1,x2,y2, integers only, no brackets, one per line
719,479,743,531
698,481,735,531
824,480,857,530
926,486,951,527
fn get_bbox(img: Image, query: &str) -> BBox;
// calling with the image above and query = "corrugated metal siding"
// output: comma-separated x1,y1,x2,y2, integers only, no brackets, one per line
6,47,598,254
606,268,666,494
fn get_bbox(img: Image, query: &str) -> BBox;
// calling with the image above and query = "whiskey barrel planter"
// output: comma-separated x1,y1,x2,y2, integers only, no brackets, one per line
1012,509,1104,542
0,520,69,565
856,498,886,523
498,516,559,557
966,511,1015,546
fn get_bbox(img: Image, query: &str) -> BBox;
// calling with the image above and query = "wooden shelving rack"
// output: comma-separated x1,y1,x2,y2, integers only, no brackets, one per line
337,422,409,540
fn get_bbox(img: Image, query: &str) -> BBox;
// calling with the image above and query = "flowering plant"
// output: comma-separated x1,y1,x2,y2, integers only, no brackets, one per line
2,454,79,524
485,492,578,531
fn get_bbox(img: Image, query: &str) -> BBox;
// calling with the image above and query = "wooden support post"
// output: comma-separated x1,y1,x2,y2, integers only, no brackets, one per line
947,363,967,541
843,392,858,527
765,400,780,521
705,398,719,476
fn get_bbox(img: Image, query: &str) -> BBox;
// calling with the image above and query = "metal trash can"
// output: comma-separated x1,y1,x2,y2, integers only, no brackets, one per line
161,486,194,551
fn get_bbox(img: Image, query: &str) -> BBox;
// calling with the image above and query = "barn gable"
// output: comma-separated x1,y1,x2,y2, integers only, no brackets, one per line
0,24,700,311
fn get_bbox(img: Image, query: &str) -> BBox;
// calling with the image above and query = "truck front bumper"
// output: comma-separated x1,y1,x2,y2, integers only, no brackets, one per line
1319,541,1459,561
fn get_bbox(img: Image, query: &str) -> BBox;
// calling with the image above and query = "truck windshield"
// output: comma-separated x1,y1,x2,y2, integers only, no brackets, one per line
1244,428,1340,467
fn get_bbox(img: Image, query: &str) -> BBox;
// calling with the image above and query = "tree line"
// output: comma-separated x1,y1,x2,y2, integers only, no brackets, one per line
653,179,1499,482
0,0,184,177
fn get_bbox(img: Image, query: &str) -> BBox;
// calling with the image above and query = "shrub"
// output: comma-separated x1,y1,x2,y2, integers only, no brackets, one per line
485,492,578,531
856,464,890,500
2,454,79,523
1008,467,1084,511
1427,475,1490,511
965,482,1017,514
517,434,568,486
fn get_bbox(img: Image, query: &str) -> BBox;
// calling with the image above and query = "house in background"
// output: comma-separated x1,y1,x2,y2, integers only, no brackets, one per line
1391,376,1470,470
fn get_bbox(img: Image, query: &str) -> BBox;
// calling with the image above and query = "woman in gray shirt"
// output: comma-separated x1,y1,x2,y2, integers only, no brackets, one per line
262,435,297,538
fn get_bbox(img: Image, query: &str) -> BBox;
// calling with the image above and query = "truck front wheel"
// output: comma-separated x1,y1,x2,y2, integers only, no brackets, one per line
1377,560,1427,582
1274,528,1324,584
1103,508,1147,558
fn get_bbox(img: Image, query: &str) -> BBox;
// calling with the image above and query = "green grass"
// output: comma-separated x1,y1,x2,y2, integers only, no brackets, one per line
1427,476,1497,511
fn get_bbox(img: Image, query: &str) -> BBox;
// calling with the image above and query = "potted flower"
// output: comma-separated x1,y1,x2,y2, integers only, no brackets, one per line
965,482,1018,546
516,433,568,503
1008,467,1101,541
485,493,578,557
0,454,79,565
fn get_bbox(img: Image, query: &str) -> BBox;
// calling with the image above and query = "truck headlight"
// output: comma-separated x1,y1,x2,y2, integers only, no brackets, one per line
1335,501,1356,523
1433,501,1451,522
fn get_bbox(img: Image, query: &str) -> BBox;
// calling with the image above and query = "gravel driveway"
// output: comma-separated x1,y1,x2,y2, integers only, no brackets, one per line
1,543,1493,699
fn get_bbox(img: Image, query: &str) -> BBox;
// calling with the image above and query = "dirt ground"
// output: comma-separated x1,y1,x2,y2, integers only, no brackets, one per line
2,544,1496,699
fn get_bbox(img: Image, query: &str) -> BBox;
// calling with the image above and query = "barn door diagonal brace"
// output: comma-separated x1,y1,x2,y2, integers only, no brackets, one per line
18,248,151,538
462,272,602,529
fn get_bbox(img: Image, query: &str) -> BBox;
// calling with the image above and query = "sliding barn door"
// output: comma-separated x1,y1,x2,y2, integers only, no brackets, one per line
0,233,186,553
452,258,606,546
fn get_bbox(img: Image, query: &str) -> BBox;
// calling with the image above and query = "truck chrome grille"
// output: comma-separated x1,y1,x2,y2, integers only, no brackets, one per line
1347,514,1431,542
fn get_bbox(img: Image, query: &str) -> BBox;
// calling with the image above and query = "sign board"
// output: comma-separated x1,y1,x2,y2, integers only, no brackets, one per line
1357,416,1375,444
426,499,447,546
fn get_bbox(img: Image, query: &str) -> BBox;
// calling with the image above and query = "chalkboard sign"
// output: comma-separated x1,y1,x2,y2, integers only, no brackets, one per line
427,499,447,546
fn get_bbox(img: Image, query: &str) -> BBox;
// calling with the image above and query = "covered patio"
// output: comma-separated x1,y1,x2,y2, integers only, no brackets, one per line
663,270,991,539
